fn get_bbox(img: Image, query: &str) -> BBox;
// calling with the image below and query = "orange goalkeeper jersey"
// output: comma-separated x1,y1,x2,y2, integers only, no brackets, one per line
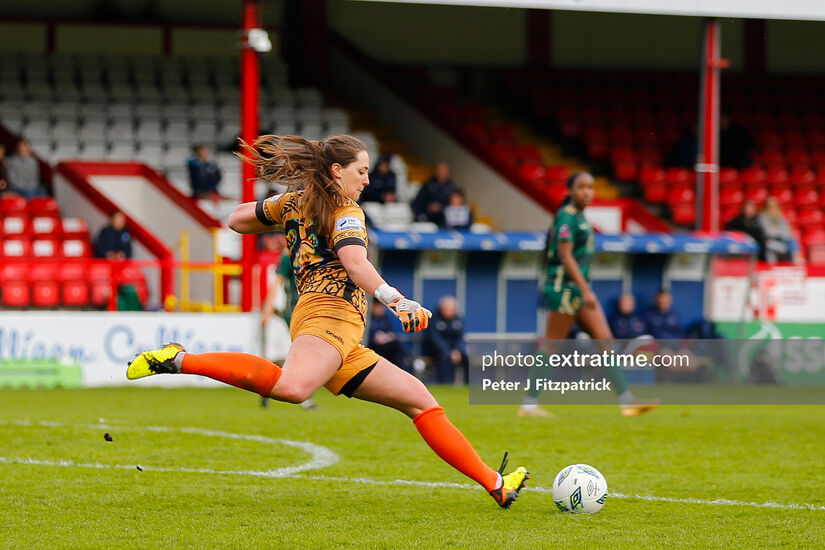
259,191,369,318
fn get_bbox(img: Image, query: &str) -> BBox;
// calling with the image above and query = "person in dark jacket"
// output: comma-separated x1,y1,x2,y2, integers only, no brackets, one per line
95,211,132,259
187,144,222,200
644,290,684,340
610,294,648,340
725,199,766,259
412,162,455,227
361,154,397,203
367,300,412,372
422,295,468,385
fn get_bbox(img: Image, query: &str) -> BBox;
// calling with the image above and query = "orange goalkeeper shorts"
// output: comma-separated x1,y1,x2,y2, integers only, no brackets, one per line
289,293,382,396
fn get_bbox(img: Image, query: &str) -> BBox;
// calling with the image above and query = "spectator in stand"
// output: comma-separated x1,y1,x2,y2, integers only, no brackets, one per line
187,144,222,200
644,290,684,340
665,126,698,169
422,295,468,385
758,196,794,263
413,162,455,227
361,154,397,203
610,294,648,340
95,211,132,260
720,114,755,169
0,144,10,195
443,189,474,230
368,300,413,373
7,140,46,198
725,199,766,260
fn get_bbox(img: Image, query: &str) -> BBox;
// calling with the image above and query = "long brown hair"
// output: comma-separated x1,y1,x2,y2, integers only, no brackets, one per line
238,134,367,236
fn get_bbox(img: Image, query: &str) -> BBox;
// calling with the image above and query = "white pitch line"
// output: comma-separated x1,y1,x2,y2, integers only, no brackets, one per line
2,421,824,512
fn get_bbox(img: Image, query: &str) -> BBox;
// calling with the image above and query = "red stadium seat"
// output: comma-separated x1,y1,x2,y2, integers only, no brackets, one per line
31,216,62,239
644,183,668,204
785,149,810,169
489,142,516,166
1,280,30,307
790,168,816,187
639,166,666,186
90,263,113,307
744,186,768,207
28,197,60,218
765,167,789,186
544,166,569,186
32,239,61,258
665,167,691,186
518,163,545,183
794,188,819,207
545,184,569,209
0,195,28,217
668,187,695,205
613,160,637,183
63,239,91,258
61,218,91,241
3,216,31,238
797,208,823,229
29,263,60,308
719,168,740,188
2,239,32,258
720,187,744,207
671,203,696,226
740,167,766,186
60,262,91,307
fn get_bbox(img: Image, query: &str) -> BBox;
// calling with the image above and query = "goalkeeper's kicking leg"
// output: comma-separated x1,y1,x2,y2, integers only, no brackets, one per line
127,338,529,508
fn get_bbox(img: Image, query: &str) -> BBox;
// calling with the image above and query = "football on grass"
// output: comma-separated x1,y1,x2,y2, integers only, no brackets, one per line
552,464,608,514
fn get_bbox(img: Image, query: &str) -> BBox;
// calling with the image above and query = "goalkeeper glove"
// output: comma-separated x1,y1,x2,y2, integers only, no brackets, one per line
374,283,432,333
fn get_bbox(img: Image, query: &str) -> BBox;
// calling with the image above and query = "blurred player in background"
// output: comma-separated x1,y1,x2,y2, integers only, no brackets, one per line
128,134,529,509
519,172,658,418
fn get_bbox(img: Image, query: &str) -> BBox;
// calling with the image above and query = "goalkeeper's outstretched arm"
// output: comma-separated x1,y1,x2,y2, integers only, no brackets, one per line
338,244,431,333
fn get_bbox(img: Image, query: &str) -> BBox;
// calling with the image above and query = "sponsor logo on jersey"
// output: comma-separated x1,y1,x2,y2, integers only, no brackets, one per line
558,223,571,239
335,216,363,232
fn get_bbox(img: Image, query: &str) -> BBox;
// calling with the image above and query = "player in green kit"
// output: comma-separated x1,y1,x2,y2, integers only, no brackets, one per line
518,172,658,418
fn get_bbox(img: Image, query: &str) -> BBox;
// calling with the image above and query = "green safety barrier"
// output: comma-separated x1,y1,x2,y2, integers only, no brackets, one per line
0,359,84,389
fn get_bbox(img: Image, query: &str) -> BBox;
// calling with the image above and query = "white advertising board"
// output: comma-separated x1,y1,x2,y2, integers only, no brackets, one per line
0,312,262,387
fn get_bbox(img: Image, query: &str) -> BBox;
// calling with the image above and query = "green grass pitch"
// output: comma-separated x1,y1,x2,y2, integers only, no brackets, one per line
1,387,824,549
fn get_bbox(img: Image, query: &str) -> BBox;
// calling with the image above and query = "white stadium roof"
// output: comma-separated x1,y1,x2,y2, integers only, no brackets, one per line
364,0,825,22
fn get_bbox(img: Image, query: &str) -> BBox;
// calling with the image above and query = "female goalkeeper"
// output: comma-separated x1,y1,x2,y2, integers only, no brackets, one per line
127,134,528,509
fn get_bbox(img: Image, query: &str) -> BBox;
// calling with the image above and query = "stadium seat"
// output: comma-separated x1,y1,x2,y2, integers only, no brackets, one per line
718,168,740,188
31,216,61,239
797,208,823,229
665,167,691,186
668,187,695,205
790,168,816,187
795,188,819,207
32,239,60,258
89,262,113,307
719,187,744,207
518,163,545,183
118,264,149,305
765,167,789,186
61,218,90,240
3,216,31,238
544,166,569,186
1,279,30,308
63,239,91,258
671,203,696,226
744,186,768,206
28,196,60,217
0,195,28,217
29,263,60,308
59,262,91,307
3,239,32,258
740,167,766,186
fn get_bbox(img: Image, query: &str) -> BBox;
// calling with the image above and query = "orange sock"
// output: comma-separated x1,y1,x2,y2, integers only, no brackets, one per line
413,406,500,492
180,352,281,397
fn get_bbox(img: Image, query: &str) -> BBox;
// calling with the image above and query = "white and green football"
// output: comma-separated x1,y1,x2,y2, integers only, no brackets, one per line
551,464,608,514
